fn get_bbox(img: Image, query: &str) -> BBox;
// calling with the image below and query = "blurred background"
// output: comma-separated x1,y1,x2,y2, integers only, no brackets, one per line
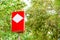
0,0,60,40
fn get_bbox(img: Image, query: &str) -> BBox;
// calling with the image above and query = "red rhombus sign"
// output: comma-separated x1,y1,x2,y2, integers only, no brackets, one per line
12,11,25,33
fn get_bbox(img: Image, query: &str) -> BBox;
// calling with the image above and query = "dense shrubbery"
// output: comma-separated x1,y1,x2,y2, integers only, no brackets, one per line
0,0,60,40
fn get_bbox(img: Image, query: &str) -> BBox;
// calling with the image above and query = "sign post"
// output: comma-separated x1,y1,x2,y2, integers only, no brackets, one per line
12,11,25,40
18,33,21,40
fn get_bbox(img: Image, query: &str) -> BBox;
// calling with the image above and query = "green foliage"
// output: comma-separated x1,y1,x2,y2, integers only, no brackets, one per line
0,0,26,40
0,0,60,40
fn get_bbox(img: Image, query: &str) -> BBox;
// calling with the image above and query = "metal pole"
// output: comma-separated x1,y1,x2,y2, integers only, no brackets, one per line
18,33,21,40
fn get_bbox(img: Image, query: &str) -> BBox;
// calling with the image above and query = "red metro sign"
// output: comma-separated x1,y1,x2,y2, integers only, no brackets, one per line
12,11,25,33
